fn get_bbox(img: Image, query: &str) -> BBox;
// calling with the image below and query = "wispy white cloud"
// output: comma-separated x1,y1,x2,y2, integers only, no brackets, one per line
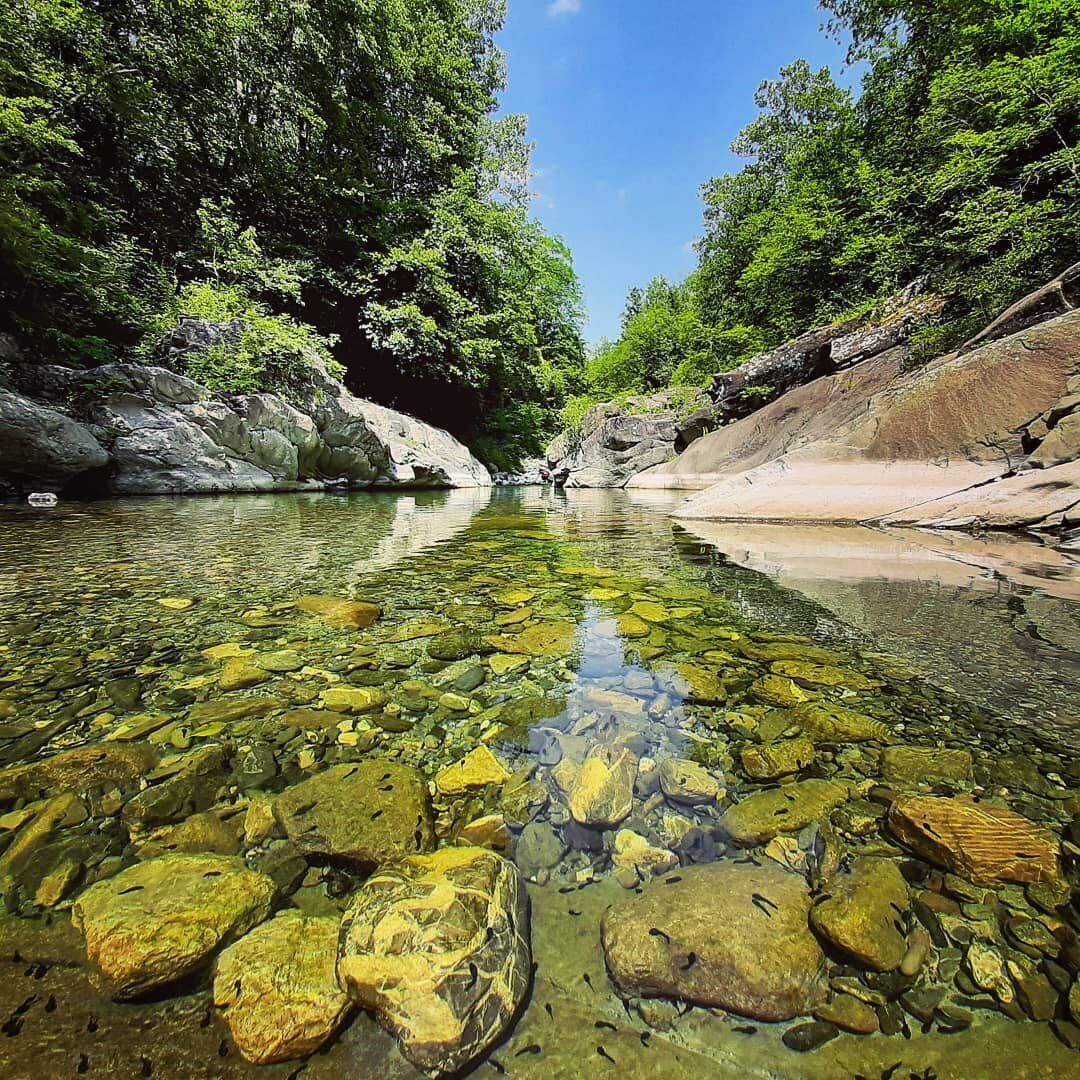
546,0,581,17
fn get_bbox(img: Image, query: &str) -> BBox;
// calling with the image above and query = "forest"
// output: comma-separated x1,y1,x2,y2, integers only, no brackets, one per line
572,0,1080,423
2,1,1078,465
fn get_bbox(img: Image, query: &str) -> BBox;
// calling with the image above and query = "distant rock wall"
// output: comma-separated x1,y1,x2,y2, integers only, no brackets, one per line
627,264,1080,536
0,323,490,496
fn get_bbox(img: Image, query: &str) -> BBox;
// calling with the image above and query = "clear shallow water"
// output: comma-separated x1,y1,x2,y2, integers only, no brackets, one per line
0,489,1077,1078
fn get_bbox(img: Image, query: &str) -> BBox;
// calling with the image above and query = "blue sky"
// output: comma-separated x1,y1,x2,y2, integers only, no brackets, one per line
496,1,858,345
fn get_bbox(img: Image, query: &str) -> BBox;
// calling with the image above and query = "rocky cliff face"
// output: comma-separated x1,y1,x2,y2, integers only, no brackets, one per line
630,264,1080,534
0,321,490,496
545,389,709,489
546,287,945,490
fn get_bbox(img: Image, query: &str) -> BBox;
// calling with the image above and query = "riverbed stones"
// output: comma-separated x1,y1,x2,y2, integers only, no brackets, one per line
611,829,678,880
273,761,434,867
72,853,276,999
434,746,511,797
791,702,893,743
772,660,876,691
187,695,281,727
122,743,227,828
814,993,879,1034
336,846,530,1075
485,620,576,657
888,794,1061,884
809,857,910,971
741,736,815,779
657,662,728,704
881,746,973,788
567,745,636,828
297,594,382,629
320,685,387,714
218,657,272,691
513,821,567,878
213,911,351,1064
657,757,722,805
721,779,849,845
0,742,158,803
601,861,825,1020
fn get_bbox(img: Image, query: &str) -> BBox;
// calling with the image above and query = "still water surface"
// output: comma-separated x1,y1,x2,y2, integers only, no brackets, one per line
0,489,1077,1078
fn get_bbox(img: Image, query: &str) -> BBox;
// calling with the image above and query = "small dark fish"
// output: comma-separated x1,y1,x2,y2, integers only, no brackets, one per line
663,875,682,885
286,1067,307,1080
597,1046,616,1065
140,1056,153,1077
594,1020,617,1032
558,886,575,894
732,1024,757,1035
648,927,671,944
44,996,56,1013
640,1032,652,1047
465,962,479,990
881,1066,903,1080
544,1002,554,1021
218,1039,229,1058
77,1054,89,1075
583,972,595,991
679,952,698,971
488,1059,506,1074
568,909,582,917
515,1043,542,1056
87,1014,99,1033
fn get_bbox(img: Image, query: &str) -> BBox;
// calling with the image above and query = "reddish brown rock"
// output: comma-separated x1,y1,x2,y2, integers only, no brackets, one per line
887,795,1060,886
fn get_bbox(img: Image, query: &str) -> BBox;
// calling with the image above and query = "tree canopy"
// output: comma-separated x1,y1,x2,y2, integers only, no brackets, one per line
0,0,585,468
573,0,1080,421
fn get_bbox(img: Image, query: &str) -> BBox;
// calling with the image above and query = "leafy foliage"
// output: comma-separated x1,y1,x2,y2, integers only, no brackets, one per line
584,0,1080,409
0,0,585,465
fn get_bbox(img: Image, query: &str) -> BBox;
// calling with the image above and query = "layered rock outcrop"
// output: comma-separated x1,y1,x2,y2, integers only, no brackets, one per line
625,265,1080,533
0,319,490,496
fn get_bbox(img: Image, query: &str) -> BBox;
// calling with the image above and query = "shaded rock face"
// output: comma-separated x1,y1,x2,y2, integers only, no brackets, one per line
0,328,490,495
72,853,276,999
0,388,110,492
720,779,849,845
545,389,708,488
601,862,825,1021
213,911,352,1065
887,795,1061,885
336,846,530,1076
273,761,435,868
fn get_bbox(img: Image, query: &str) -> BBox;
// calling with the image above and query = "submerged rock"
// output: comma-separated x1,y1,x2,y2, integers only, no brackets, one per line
72,853,276,999
657,757,723,805
791,702,893,743
720,779,849,845
434,746,511,797
297,594,382,629
337,847,530,1076
0,743,158,803
122,743,228,828
274,761,434,867
567,745,636,828
740,736,815,779
601,861,825,1020
888,794,1060,885
214,911,351,1064
809,857,910,971
881,746,973,788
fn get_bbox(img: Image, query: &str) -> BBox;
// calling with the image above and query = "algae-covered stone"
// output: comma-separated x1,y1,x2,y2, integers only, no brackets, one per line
514,821,566,878
888,794,1060,885
809,857,909,971
740,640,846,665
771,660,877,690
489,653,530,677
657,757,722,806
741,736,815,779
616,612,651,638
187,696,281,727
122,743,227,828
751,674,814,708
791,702,893,743
485,620,576,657
601,861,824,1021
435,746,511,797
297,594,381,629
214,911,351,1064
881,746,973,788
337,847,530,1076
567,745,636,828
218,657,272,692
657,662,728,704
427,630,490,662
0,743,158,803
611,829,678,880
320,685,387,714
72,853,275,999
137,811,240,858
721,779,848,846
274,761,434,867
